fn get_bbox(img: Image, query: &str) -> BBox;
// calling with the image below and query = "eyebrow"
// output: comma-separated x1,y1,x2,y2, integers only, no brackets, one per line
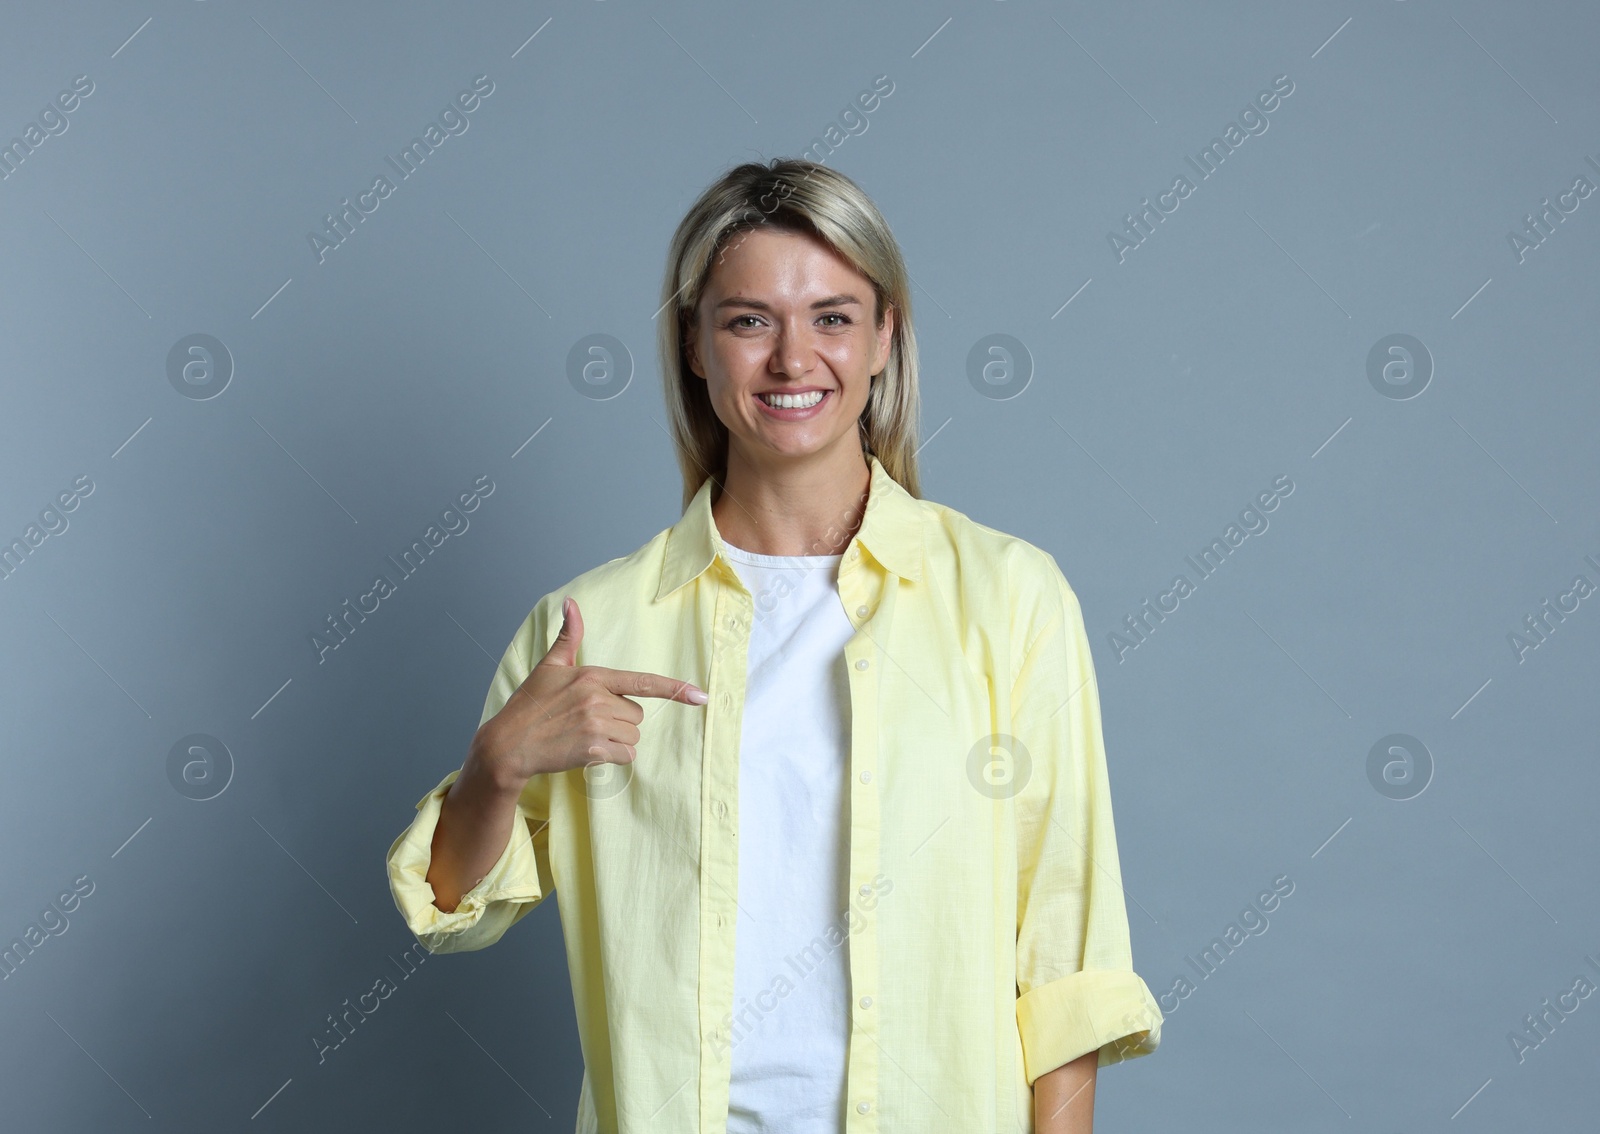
713,293,864,312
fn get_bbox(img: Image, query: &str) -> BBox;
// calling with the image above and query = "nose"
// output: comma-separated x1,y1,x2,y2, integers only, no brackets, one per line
770,319,816,379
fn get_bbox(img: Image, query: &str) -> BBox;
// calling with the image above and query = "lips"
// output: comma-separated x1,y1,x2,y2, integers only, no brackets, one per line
756,389,827,408
752,388,831,419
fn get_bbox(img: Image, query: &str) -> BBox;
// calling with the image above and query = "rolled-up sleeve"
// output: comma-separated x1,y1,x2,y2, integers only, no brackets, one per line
385,593,559,954
1010,556,1162,1082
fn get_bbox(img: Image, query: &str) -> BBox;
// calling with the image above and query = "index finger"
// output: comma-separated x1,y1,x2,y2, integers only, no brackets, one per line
594,668,709,705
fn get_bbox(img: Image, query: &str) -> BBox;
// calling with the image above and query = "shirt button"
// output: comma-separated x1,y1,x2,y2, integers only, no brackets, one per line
855,658,869,670
859,996,872,1009
857,1101,871,1114
859,884,872,898
712,800,728,819
856,604,869,618
859,770,872,784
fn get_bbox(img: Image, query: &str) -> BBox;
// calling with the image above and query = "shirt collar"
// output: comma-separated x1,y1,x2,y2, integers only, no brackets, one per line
655,453,925,601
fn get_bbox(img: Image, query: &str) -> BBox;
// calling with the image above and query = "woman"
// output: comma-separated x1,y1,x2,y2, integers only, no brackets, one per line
387,158,1162,1133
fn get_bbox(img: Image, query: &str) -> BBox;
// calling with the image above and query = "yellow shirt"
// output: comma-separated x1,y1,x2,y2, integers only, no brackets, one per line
386,453,1162,1132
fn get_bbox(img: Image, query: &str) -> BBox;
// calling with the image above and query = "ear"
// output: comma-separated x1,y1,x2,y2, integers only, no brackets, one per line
871,302,895,376
683,316,702,379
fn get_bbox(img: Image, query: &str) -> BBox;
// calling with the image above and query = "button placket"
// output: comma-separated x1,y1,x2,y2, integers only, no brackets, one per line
841,566,899,1131
700,581,751,1134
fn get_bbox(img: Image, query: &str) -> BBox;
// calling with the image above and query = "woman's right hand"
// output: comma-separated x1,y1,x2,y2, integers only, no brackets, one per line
470,596,709,788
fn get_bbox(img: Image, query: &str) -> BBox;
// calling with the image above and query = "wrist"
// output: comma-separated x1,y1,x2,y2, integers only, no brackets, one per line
461,729,531,801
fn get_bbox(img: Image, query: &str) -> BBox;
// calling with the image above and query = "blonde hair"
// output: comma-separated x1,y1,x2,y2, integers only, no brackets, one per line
656,158,922,511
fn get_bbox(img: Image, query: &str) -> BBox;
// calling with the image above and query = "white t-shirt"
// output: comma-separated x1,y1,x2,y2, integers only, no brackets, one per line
720,542,857,1133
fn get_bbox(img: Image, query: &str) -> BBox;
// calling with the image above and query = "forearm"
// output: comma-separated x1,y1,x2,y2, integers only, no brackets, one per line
1033,1047,1097,1134
425,735,527,912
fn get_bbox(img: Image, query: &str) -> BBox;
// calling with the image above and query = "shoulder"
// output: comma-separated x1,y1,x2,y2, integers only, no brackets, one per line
917,494,1076,610
912,494,1084,674
507,524,678,665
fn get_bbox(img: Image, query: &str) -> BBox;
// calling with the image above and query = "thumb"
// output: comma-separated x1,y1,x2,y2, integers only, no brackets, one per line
542,595,583,667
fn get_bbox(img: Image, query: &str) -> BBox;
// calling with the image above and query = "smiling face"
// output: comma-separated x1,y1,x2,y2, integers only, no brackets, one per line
683,225,894,471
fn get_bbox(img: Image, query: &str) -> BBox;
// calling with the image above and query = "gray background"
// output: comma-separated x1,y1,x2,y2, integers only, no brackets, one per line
2,0,1596,1129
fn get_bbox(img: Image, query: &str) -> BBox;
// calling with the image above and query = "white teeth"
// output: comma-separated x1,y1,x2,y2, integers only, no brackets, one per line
759,390,825,409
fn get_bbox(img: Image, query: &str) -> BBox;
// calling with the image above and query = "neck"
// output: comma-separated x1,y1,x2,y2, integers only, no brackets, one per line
711,442,872,557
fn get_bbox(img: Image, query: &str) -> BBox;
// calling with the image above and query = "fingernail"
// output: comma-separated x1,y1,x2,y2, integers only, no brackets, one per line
687,688,709,704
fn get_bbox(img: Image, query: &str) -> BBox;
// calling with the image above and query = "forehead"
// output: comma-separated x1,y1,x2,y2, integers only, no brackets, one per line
705,226,868,298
